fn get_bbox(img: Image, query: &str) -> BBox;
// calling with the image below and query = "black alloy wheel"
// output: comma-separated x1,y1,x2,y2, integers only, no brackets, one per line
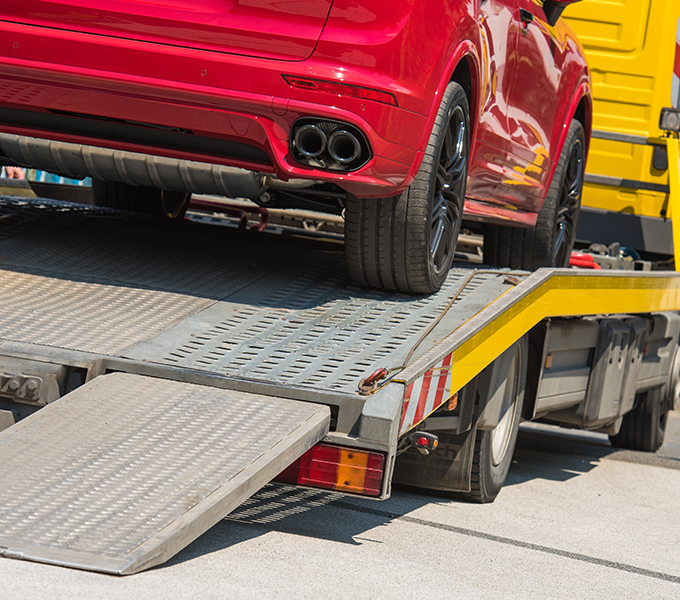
344,81,469,294
483,119,586,271
430,103,467,279
552,135,584,266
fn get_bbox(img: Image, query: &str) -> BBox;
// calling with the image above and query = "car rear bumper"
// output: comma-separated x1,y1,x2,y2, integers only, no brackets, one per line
0,21,427,197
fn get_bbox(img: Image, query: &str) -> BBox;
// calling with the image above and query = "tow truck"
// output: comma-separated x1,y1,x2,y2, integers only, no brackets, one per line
0,187,679,576
564,1,680,259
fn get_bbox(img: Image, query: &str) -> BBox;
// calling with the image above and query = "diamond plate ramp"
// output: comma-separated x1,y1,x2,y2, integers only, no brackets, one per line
0,373,329,575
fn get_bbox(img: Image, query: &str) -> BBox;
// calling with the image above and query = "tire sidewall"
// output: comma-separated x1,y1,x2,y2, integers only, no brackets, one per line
534,120,586,268
479,336,527,499
408,82,470,291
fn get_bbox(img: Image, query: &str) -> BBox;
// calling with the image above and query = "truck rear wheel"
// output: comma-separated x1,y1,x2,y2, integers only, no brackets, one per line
344,82,468,293
609,388,668,452
484,119,585,270
462,339,527,503
92,180,191,219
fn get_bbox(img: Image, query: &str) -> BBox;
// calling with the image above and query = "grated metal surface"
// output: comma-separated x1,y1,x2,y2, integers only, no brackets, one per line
0,197,310,299
0,196,112,242
0,197,524,390
0,197,330,356
128,255,522,393
0,373,329,574
0,269,211,355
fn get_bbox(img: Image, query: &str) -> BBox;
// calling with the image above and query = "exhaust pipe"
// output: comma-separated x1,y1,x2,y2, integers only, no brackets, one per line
294,125,327,158
328,130,362,165
290,118,370,171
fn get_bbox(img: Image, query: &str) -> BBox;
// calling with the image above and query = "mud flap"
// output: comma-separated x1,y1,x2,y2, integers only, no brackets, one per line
391,424,477,493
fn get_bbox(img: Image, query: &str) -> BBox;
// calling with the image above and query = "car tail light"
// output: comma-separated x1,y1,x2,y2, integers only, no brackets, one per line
276,443,386,497
282,75,398,107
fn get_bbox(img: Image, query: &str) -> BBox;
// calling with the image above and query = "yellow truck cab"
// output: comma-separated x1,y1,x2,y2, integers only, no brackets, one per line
564,0,680,257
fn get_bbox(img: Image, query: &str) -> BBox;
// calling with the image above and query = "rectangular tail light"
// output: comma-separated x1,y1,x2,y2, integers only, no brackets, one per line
276,443,386,497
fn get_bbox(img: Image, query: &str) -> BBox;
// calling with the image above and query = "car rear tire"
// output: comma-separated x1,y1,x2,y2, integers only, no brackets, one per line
345,82,469,294
92,180,191,219
460,338,527,503
609,388,668,452
484,119,585,270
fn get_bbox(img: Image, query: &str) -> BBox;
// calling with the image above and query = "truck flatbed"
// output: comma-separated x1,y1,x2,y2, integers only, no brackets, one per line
1,195,680,574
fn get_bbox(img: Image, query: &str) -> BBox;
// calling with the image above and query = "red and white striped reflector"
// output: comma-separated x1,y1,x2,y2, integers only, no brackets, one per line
399,352,454,434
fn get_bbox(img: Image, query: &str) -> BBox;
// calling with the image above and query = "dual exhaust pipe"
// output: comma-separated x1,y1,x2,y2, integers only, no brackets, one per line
291,119,369,171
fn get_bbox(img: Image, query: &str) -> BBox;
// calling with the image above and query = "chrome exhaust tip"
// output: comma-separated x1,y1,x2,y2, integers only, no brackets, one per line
290,118,370,171
294,125,327,158
328,130,362,164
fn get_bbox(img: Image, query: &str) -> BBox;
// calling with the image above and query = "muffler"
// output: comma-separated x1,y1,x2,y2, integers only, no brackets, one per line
290,118,370,172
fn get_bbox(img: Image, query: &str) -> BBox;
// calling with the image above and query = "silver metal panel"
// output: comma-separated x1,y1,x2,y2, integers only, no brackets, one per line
0,372,329,574
127,260,521,393
0,197,523,391
583,173,670,194
590,130,651,145
0,269,211,355
0,197,309,299
0,196,319,357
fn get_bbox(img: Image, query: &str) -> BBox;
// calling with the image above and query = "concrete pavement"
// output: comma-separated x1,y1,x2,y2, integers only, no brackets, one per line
2,412,679,599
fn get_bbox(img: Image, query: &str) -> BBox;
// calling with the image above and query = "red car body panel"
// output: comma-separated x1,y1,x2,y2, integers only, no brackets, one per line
2,0,334,61
0,0,591,218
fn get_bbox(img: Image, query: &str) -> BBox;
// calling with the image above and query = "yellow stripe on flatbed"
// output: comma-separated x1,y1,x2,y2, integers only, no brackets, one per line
396,269,680,398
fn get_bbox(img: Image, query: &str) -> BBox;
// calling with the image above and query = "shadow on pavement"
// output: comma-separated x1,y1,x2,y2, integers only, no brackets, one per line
164,416,680,571
163,483,431,570
506,416,680,488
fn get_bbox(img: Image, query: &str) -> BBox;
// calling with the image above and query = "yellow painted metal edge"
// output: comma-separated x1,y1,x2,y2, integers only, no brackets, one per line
395,271,680,406
667,136,680,265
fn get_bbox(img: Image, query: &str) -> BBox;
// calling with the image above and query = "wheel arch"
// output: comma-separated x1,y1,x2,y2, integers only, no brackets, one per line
541,83,592,204
401,44,481,189
449,54,480,148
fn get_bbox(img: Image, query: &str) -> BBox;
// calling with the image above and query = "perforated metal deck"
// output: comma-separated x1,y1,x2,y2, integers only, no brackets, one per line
0,372,329,574
0,197,526,574
0,196,524,396
127,258,517,393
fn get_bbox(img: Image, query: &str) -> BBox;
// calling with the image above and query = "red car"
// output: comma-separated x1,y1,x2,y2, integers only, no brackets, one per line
0,0,590,293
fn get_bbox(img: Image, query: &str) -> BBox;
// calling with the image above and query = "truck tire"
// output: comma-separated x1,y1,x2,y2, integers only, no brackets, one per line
345,82,469,294
92,180,191,219
462,338,527,503
609,388,668,452
484,119,585,270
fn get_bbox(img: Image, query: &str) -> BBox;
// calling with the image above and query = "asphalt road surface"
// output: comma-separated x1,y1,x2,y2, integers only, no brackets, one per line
2,410,679,600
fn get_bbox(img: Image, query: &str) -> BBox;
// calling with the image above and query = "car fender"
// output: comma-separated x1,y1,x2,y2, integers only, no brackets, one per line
542,79,592,203
400,43,482,192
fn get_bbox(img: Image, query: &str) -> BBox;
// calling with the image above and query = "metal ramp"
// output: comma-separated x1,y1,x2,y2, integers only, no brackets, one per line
0,372,329,575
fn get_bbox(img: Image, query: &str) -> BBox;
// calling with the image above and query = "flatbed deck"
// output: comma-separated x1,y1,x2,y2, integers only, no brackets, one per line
0,195,527,438
2,195,680,575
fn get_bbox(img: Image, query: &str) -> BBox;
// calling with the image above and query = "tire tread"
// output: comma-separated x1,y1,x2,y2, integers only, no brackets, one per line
483,120,585,270
345,82,469,293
